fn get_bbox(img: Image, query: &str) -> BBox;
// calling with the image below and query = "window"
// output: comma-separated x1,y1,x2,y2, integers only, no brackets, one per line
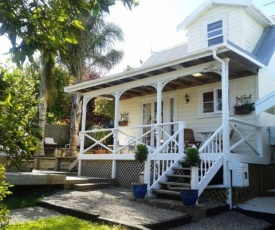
207,20,223,46
202,88,223,114
204,14,227,47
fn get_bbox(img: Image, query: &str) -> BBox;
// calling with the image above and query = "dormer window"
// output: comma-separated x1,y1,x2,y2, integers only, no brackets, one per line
207,20,223,46
204,14,227,47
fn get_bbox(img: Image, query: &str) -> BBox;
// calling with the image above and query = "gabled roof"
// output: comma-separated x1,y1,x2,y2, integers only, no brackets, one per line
177,0,273,31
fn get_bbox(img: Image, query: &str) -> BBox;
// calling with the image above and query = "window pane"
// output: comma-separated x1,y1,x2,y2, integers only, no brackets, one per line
208,29,222,38
207,20,222,31
203,92,214,113
216,89,222,111
208,37,224,46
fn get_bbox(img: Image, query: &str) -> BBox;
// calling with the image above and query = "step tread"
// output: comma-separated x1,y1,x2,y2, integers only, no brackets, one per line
73,182,110,186
172,167,191,171
166,174,191,178
152,189,180,196
159,181,190,187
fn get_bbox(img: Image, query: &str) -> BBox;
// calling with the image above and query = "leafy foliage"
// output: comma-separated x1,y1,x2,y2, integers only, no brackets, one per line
94,99,115,120
0,0,136,66
46,67,72,124
135,144,149,163
183,147,201,167
0,66,41,170
0,165,12,229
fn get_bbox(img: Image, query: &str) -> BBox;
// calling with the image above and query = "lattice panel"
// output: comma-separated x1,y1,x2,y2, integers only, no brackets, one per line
116,161,144,188
232,164,262,205
81,160,112,178
200,189,227,203
45,124,70,147
262,164,275,190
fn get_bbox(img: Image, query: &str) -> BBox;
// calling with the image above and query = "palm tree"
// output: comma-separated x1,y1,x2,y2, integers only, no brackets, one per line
61,14,124,156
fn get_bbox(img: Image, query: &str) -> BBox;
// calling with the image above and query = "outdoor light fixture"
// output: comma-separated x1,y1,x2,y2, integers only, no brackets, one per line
185,94,190,104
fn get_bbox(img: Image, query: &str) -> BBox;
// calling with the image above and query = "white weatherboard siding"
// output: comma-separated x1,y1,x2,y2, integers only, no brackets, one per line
118,97,140,145
243,10,264,52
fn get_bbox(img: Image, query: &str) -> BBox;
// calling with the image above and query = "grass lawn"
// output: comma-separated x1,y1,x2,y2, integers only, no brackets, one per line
7,216,127,230
4,186,60,209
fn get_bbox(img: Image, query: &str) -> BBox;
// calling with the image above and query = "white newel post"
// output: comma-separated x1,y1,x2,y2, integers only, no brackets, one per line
191,166,199,189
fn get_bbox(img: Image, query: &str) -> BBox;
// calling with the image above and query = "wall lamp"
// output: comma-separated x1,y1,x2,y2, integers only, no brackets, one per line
185,94,190,104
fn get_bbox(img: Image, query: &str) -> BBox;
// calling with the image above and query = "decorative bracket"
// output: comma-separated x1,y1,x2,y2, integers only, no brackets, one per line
202,64,222,75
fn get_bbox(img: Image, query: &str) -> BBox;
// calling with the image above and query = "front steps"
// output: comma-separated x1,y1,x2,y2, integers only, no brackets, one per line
65,176,111,191
152,166,192,200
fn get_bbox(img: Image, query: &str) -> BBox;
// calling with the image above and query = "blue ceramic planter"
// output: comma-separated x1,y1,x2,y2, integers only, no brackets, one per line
180,189,198,206
133,183,147,198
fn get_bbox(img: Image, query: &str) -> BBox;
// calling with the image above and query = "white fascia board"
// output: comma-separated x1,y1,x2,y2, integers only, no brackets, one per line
65,46,224,94
248,3,274,25
226,43,266,69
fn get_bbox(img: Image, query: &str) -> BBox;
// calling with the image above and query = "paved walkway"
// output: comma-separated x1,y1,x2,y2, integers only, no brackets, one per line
8,188,274,229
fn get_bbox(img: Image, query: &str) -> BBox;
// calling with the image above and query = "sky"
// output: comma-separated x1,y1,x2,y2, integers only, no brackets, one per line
0,0,273,74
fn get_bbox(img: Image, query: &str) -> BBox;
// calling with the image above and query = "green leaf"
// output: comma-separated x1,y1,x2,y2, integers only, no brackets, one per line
72,20,85,30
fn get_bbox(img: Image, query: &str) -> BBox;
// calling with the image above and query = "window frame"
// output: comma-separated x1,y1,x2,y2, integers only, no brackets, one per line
198,84,234,118
203,14,227,47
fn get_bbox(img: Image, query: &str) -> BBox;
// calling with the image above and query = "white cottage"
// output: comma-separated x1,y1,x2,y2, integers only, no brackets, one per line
65,0,275,208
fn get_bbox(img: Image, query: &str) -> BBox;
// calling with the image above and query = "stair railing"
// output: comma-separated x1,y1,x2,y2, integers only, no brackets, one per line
145,121,185,190
191,125,224,195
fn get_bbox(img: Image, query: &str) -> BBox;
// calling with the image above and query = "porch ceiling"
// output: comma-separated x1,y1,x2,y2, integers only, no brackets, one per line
70,50,261,100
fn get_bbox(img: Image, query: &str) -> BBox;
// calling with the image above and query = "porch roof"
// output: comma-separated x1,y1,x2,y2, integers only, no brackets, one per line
65,43,265,99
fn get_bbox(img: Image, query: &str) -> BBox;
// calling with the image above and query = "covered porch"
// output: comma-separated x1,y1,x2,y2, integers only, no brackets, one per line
65,44,266,206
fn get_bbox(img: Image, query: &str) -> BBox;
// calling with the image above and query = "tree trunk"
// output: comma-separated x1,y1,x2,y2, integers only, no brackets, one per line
38,52,55,156
69,94,82,157
38,68,47,156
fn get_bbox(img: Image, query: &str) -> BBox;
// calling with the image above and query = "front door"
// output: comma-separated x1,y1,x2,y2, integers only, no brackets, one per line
142,97,175,148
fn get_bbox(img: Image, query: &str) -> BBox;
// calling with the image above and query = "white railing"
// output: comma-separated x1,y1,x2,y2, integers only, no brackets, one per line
145,121,185,188
78,121,185,162
228,118,263,156
192,118,263,195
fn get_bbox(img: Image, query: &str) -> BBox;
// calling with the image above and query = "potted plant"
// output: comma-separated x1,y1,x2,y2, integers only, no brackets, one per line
132,144,149,199
234,94,255,115
118,112,128,126
180,147,201,206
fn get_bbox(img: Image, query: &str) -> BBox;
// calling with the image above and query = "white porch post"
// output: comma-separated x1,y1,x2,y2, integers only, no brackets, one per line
222,58,231,207
78,96,89,176
156,81,163,148
111,90,123,180
212,50,232,207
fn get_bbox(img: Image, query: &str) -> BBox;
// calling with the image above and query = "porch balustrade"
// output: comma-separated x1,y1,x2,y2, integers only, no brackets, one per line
76,118,263,197
191,118,263,195
78,121,185,161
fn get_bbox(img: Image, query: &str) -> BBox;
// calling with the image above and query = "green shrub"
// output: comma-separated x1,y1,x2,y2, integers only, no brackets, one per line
134,144,148,163
184,147,201,167
0,164,13,229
